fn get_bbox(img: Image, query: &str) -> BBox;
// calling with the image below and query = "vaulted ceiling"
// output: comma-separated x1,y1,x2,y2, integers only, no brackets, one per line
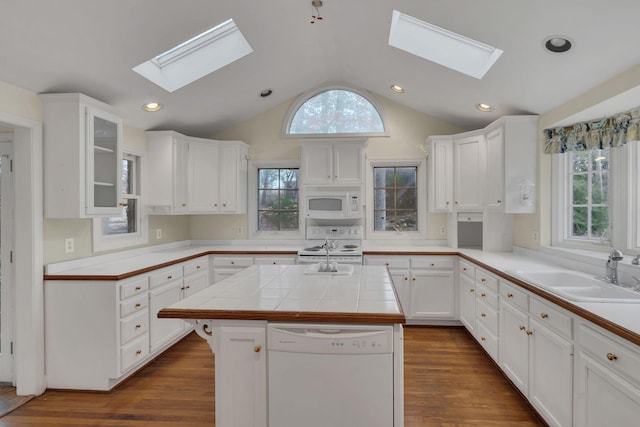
1,0,639,137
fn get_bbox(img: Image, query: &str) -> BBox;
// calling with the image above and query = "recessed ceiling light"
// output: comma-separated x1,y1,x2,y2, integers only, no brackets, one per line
544,36,572,53
476,103,492,112
390,84,405,94
143,102,163,112
260,89,273,97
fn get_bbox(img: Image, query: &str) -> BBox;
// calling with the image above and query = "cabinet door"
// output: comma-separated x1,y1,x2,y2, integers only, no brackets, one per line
86,106,123,215
529,319,573,427
410,270,455,319
173,140,189,213
454,134,485,211
485,126,505,211
428,139,453,212
302,144,333,184
333,143,363,184
216,326,267,427
149,280,185,352
189,141,220,212
218,145,239,213
574,351,640,427
183,272,209,298
458,273,476,331
499,300,530,395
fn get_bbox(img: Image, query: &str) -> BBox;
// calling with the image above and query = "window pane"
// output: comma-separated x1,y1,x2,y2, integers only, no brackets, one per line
101,199,136,235
279,169,299,189
591,150,609,170
396,211,417,231
572,152,589,172
591,172,608,204
258,189,279,210
280,211,299,230
373,166,418,232
122,158,133,195
259,169,280,189
572,174,588,204
572,207,588,237
280,190,299,209
396,167,416,187
257,167,299,232
591,207,609,238
374,168,395,187
396,188,417,209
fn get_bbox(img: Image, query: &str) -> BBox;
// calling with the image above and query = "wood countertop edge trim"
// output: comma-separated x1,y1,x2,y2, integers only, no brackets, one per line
158,308,406,324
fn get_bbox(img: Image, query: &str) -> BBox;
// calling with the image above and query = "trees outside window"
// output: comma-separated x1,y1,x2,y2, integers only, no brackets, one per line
258,168,299,231
569,149,609,240
373,166,417,231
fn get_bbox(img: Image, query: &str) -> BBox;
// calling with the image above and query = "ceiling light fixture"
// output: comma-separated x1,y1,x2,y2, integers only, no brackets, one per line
544,36,572,53
390,84,405,94
143,102,163,112
476,103,492,112
260,89,273,97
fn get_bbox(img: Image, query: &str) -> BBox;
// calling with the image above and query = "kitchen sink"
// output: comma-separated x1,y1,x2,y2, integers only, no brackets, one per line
304,263,354,276
507,269,640,303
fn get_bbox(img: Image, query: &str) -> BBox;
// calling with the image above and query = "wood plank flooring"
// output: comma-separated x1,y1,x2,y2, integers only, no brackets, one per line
0,327,545,426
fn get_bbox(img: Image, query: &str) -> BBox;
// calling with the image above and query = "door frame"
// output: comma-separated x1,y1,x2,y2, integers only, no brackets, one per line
0,139,15,383
0,111,45,396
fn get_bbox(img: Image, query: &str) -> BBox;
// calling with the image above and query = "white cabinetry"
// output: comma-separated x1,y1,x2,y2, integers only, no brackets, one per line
213,256,255,283
574,322,640,427
453,133,485,211
474,268,499,360
212,323,267,427
253,255,297,265
147,131,248,214
364,256,411,314
148,265,185,352
426,136,454,213
300,139,367,185
458,259,476,331
484,116,538,213
498,280,573,427
40,93,123,218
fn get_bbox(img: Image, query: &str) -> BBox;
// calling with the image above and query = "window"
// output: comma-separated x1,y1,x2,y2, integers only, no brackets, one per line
285,87,387,137
366,159,426,239
257,168,299,231
568,149,609,240
93,151,147,251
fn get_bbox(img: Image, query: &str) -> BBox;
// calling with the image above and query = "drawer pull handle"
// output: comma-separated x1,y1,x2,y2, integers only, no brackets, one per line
481,293,487,297
135,324,142,329
480,313,486,317
186,285,191,289
182,203,187,207
497,200,502,204
519,325,526,331
231,261,235,265
481,278,486,283
135,303,141,308
540,313,549,319
430,263,435,267
412,278,416,281
197,265,201,269
135,286,141,291
136,349,142,356
480,336,486,341
462,267,467,271
607,352,618,361
254,345,262,353
507,293,514,298
273,261,277,264
404,277,408,281
385,263,389,266
167,275,173,280
526,330,533,336
470,289,475,293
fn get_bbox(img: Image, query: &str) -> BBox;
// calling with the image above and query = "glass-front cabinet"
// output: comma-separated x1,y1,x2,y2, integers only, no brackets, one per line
40,93,123,217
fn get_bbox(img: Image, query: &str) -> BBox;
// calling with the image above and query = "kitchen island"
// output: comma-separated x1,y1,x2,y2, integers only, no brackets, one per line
158,264,405,427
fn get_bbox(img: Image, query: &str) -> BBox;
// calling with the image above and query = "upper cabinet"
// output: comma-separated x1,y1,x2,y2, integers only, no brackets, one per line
426,115,538,214
40,93,123,218
147,131,248,214
300,139,367,185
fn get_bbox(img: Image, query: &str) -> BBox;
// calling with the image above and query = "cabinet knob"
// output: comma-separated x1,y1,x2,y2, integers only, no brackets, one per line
607,352,618,361
182,203,187,207
196,265,201,269
223,203,226,207
462,267,467,271
526,330,533,336
455,201,459,205
507,293,514,298
430,263,435,267
480,313,486,317
480,336,486,341
186,285,191,289
254,345,262,353
135,303,141,308
118,202,127,207
136,349,142,356
481,293,487,297
497,200,502,204
470,289,475,293
412,277,416,281
446,201,450,205
231,261,235,265
481,278,486,283
135,324,141,329
135,286,141,291
404,277,408,281
519,325,526,331
540,313,549,319
167,275,172,280
272,261,277,264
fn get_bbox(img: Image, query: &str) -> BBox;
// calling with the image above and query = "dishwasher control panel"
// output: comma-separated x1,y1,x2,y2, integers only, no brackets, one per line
267,324,394,354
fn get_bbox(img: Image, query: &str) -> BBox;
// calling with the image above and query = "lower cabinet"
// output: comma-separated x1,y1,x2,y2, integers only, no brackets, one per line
574,322,640,427
213,256,254,283
458,262,476,331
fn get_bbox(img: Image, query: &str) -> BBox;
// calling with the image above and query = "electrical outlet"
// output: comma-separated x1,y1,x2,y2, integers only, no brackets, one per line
532,231,538,242
439,226,446,235
237,226,244,236
156,229,162,239
64,237,74,254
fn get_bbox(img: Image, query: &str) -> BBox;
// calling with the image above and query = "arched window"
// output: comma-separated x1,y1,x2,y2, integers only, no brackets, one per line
285,87,387,137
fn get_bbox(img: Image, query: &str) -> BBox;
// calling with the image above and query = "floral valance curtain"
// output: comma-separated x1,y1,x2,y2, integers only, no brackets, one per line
543,108,640,154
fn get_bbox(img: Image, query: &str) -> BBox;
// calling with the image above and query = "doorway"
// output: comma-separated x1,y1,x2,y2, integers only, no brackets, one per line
0,137,14,384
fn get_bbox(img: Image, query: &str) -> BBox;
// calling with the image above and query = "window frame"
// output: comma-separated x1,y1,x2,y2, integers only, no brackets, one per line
92,148,147,251
365,158,427,240
248,160,303,240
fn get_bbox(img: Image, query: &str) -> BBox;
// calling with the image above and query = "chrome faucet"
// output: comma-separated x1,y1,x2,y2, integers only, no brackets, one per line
605,249,624,284
320,238,338,272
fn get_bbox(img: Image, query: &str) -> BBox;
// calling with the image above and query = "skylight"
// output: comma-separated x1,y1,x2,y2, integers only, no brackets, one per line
132,19,253,92
388,10,503,79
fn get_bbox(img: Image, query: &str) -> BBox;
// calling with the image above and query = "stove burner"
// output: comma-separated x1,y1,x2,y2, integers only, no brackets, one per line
303,247,322,251
343,244,358,249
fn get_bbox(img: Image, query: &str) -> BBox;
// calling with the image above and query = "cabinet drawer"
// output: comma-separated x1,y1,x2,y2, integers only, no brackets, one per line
119,277,148,301
121,334,149,373
213,257,254,267
149,266,183,289
475,269,498,293
500,280,528,311
253,257,297,265
476,298,499,336
183,257,209,276
476,282,498,308
577,323,640,386
365,257,410,269
411,256,455,270
530,297,572,339
120,310,149,345
120,293,148,318
459,259,475,279
475,321,498,361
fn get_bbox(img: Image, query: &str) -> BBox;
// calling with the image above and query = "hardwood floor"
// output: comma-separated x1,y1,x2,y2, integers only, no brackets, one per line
0,327,545,426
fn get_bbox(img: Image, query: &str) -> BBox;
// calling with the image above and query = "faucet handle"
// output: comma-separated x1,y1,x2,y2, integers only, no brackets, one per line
633,255,640,265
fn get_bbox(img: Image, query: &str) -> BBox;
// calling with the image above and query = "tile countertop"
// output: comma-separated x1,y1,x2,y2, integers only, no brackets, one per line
158,264,406,324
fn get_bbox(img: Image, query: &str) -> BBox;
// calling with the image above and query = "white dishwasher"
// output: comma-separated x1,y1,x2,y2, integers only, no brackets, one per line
267,323,395,427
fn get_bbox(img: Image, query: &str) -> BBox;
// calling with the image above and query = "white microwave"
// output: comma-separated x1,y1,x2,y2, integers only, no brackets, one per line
304,187,362,219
